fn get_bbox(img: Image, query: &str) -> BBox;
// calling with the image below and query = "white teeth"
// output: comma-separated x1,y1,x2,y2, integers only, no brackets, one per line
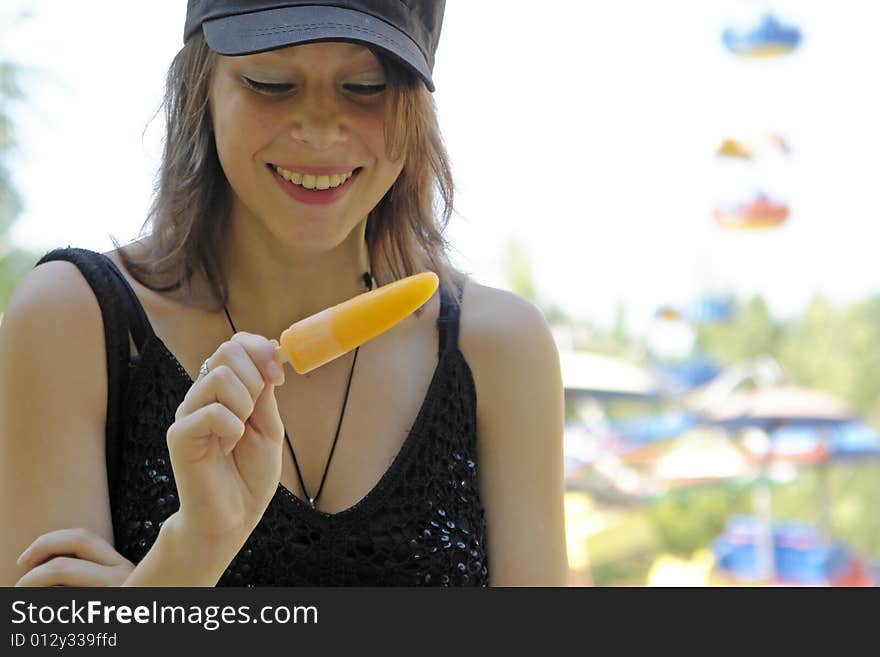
274,165,354,190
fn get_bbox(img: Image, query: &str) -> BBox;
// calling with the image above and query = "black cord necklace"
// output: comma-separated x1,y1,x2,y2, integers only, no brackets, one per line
222,271,374,510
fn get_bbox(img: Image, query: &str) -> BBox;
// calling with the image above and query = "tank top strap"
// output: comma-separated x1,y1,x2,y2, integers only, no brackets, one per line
98,253,156,347
38,247,154,347
34,247,154,505
436,279,464,358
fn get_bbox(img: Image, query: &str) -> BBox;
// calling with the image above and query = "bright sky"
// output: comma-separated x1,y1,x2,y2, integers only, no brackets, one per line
4,1,880,333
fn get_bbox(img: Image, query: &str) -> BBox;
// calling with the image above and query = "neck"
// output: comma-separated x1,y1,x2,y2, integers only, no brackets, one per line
221,216,373,341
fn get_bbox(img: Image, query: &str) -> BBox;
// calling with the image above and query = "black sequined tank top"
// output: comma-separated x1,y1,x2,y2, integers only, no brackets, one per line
37,247,489,586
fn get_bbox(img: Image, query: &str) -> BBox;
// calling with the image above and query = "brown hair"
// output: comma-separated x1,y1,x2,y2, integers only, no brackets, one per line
116,33,467,313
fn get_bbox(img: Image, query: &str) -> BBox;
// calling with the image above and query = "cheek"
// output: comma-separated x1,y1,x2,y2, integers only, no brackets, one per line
214,93,276,157
358,110,392,158
213,105,279,194
351,107,403,184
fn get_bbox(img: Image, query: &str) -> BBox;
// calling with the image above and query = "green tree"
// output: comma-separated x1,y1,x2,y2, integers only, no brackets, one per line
610,301,629,348
502,238,537,303
694,293,880,421
0,61,22,239
501,238,571,325
649,484,752,555
778,296,880,422
0,9,42,311
696,294,781,363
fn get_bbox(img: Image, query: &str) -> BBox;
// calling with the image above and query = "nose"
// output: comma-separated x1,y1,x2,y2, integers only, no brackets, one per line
287,88,347,150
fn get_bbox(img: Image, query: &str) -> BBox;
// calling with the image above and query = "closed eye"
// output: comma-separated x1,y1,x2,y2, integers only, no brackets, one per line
240,76,386,97
344,83,387,96
241,77,295,94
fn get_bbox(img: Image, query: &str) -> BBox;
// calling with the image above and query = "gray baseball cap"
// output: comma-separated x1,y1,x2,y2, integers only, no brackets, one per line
184,1,445,91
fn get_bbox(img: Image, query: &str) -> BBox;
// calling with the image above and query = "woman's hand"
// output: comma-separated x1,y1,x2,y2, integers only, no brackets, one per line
15,528,134,587
167,332,286,546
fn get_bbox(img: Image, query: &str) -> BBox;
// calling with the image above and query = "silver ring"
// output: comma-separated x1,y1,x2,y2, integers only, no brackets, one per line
199,359,210,378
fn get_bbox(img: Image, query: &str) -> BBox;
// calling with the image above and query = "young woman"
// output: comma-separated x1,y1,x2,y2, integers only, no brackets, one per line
0,0,567,586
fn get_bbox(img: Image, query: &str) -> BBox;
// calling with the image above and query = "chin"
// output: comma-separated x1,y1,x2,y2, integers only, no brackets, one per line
271,221,361,256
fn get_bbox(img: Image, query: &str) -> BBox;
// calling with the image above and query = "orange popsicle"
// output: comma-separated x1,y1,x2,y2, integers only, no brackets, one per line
278,272,439,374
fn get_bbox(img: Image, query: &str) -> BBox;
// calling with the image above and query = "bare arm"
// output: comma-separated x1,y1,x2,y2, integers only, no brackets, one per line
121,512,244,586
0,262,250,587
461,284,569,586
0,262,114,586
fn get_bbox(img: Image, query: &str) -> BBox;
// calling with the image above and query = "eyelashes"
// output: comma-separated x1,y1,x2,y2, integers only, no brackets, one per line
240,76,387,96
241,78,295,94
345,83,388,96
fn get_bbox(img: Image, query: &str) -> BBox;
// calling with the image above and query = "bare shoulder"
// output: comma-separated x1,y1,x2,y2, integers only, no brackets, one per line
2,258,105,348
1,257,108,386
458,280,560,378
455,280,568,585
0,254,109,449
456,279,562,440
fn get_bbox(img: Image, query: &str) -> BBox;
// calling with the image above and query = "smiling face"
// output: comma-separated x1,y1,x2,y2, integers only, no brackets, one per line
208,42,405,253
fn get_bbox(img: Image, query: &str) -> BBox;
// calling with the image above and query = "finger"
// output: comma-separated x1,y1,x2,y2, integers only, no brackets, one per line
210,338,267,399
178,342,264,421
202,335,277,396
167,402,246,459
17,528,127,569
184,333,283,409
230,332,284,386
246,376,285,442
231,384,285,491
15,557,122,587
177,364,256,425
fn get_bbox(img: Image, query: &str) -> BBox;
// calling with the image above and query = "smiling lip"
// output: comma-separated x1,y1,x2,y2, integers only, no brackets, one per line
271,163,361,175
268,164,360,206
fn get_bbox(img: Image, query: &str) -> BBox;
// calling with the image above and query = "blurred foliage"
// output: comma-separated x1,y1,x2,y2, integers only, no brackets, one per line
501,237,571,325
611,302,630,348
581,506,659,586
0,249,39,310
502,238,537,303
590,552,655,587
648,484,752,555
695,294,880,424
582,506,658,564
585,463,880,585
771,462,880,559
582,292,880,426
0,61,23,237
696,294,781,363
0,52,41,311
779,298,880,424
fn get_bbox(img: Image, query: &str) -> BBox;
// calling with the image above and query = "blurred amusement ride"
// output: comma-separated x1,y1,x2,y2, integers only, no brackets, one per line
560,343,880,586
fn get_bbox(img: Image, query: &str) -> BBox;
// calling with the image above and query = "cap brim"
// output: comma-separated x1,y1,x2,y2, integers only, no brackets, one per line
202,5,434,91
